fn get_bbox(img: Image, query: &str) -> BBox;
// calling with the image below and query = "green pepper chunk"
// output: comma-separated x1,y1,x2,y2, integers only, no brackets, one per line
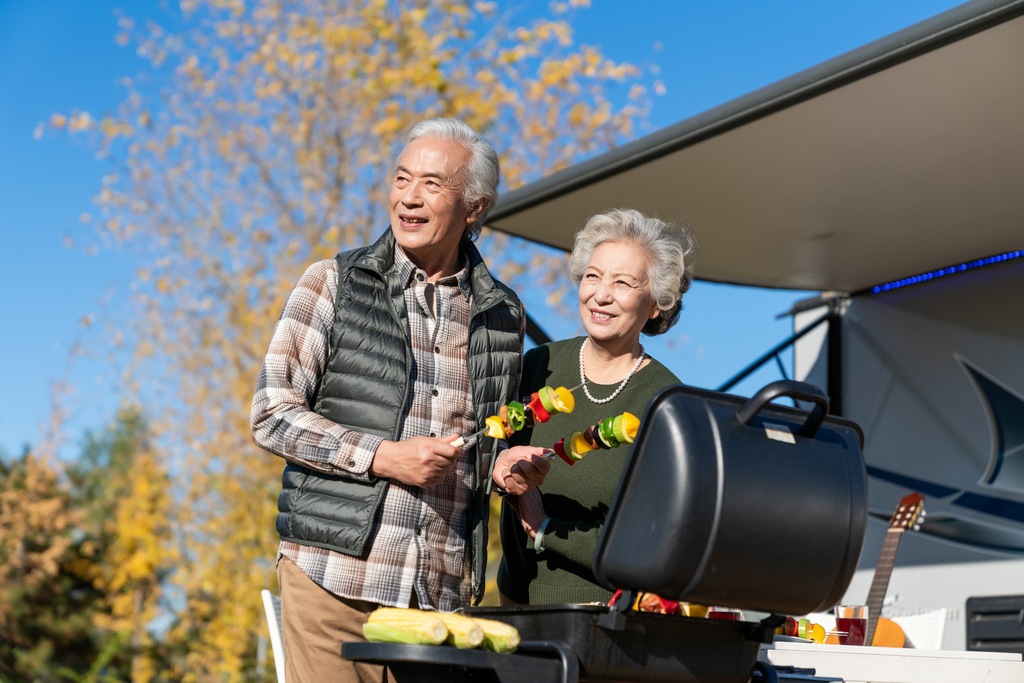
506,401,526,432
598,418,619,448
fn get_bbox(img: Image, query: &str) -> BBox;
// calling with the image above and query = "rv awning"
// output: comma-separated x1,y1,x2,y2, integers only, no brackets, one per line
485,0,1024,292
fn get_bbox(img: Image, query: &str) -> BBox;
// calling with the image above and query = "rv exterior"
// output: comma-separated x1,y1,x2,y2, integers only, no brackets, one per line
795,265,1024,650
485,0,1024,652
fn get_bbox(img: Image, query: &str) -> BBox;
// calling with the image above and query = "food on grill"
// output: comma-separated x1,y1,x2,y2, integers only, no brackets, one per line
435,612,484,649
681,602,709,618
551,411,641,465
364,608,447,645
362,607,519,652
473,617,521,653
638,592,682,615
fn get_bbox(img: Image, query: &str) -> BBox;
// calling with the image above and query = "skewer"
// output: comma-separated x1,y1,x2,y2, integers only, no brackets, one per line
449,384,584,450
450,428,487,449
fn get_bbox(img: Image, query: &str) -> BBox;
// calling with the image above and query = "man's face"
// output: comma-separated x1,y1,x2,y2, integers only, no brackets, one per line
389,138,481,264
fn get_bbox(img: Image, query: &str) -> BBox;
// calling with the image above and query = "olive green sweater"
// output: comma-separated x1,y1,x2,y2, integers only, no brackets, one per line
496,337,681,605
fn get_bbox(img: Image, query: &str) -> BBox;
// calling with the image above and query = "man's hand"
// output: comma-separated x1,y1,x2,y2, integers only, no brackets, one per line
370,435,462,487
493,445,551,496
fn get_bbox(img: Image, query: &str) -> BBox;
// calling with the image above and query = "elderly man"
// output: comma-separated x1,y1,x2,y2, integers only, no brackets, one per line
251,118,551,681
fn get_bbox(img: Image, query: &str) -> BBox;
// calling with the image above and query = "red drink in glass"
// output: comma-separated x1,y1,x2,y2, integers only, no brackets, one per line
836,617,866,645
707,609,741,621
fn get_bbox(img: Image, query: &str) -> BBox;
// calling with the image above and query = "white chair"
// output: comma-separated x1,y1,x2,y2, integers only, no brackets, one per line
261,589,286,682
891,608,948,650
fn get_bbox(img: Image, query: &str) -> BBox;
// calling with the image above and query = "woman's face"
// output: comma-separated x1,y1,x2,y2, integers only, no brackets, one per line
578,240,660,346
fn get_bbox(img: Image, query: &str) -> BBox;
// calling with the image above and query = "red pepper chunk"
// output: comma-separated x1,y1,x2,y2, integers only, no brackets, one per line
552,438,574,466
528,393,551,423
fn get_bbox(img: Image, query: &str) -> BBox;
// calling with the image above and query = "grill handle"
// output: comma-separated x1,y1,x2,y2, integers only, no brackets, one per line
517,641,579,683
735,380,829,438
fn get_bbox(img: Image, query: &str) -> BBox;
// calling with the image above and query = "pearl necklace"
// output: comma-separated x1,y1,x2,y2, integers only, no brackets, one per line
579,337,645,404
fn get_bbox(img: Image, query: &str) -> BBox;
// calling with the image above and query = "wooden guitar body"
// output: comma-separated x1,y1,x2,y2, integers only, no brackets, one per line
871,617,905,648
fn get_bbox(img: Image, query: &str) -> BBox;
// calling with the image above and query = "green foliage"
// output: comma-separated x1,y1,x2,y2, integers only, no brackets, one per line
0,450,102,680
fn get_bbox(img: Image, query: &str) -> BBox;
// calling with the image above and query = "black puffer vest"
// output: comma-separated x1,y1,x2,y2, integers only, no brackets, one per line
276,228,523,603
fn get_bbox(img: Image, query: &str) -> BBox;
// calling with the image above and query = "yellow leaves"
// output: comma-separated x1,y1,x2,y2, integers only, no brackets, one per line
255,79,283,98
100,115,134,140
567,101,589,126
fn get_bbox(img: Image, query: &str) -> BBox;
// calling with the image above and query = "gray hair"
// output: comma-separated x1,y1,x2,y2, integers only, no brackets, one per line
568,209,697,336
404,118,500,240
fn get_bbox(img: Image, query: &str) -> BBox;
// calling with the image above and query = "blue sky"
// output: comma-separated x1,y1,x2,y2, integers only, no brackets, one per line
0,0,963,456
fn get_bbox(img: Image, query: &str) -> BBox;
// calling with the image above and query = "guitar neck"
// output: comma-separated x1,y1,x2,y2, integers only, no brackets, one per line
864,529,903,645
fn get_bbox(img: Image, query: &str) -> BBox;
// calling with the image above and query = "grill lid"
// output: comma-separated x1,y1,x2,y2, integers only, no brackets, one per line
593,380,868,616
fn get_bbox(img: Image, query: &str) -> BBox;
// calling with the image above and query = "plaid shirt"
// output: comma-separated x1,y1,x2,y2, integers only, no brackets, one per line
251,246,520,611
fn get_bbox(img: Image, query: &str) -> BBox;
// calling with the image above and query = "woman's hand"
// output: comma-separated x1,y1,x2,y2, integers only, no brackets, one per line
517,488,547,539
493,446,552,495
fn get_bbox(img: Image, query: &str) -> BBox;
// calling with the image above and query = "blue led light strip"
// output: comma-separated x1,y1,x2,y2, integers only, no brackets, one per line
872,250,1023,294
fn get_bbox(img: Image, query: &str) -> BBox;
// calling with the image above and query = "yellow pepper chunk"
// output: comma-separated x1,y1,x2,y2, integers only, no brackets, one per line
570,430,593,458
620,412,640,442
485,416,506,439
553,386,575,414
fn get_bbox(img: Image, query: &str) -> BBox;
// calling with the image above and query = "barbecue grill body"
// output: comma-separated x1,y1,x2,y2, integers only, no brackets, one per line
593,382,868,615
466,604,762,682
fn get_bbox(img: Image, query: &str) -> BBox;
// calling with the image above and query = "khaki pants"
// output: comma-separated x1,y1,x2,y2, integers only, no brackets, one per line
277,556,391,683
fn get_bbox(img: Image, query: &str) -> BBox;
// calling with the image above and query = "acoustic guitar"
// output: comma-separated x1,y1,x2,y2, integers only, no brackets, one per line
825,492,924,647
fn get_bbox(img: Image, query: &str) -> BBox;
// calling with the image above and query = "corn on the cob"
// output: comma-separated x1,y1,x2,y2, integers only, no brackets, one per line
472,618,520,653
365,608,447,645
436,612,484,649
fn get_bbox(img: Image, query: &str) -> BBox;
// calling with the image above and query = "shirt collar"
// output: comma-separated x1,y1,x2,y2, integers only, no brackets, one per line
394,246,472,302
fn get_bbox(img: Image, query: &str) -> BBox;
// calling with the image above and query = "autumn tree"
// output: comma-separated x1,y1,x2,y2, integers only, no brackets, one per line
49,0,651,677
69,407,176,683
0,448,98,680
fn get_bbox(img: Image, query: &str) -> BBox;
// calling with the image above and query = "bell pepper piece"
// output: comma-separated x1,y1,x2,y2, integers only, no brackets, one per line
598,418,619,448
552,438,574,466
485,416,506,439
506,401,526,432
553,387,575,414
569,430,592,460
528,394,551,423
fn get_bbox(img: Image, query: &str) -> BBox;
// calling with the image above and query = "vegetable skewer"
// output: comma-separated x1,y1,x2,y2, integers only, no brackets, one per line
550,411,641,466
451,384,581,448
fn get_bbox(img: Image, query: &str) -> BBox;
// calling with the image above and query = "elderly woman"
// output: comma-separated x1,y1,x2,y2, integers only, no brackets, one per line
496,208,696,606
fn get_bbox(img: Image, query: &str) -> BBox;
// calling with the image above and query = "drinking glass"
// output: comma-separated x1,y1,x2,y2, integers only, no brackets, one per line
834,605,868,645
707,607,742,621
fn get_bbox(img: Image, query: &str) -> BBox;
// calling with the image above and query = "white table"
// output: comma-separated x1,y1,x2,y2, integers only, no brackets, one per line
760,641,1024,683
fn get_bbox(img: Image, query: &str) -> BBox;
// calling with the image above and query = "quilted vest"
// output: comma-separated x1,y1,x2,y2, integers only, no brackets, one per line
275,228,523,603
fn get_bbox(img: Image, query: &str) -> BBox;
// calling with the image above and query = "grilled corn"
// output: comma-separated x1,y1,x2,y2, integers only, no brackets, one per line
472,617,520,653
436,612,485,649
364,608,447,645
